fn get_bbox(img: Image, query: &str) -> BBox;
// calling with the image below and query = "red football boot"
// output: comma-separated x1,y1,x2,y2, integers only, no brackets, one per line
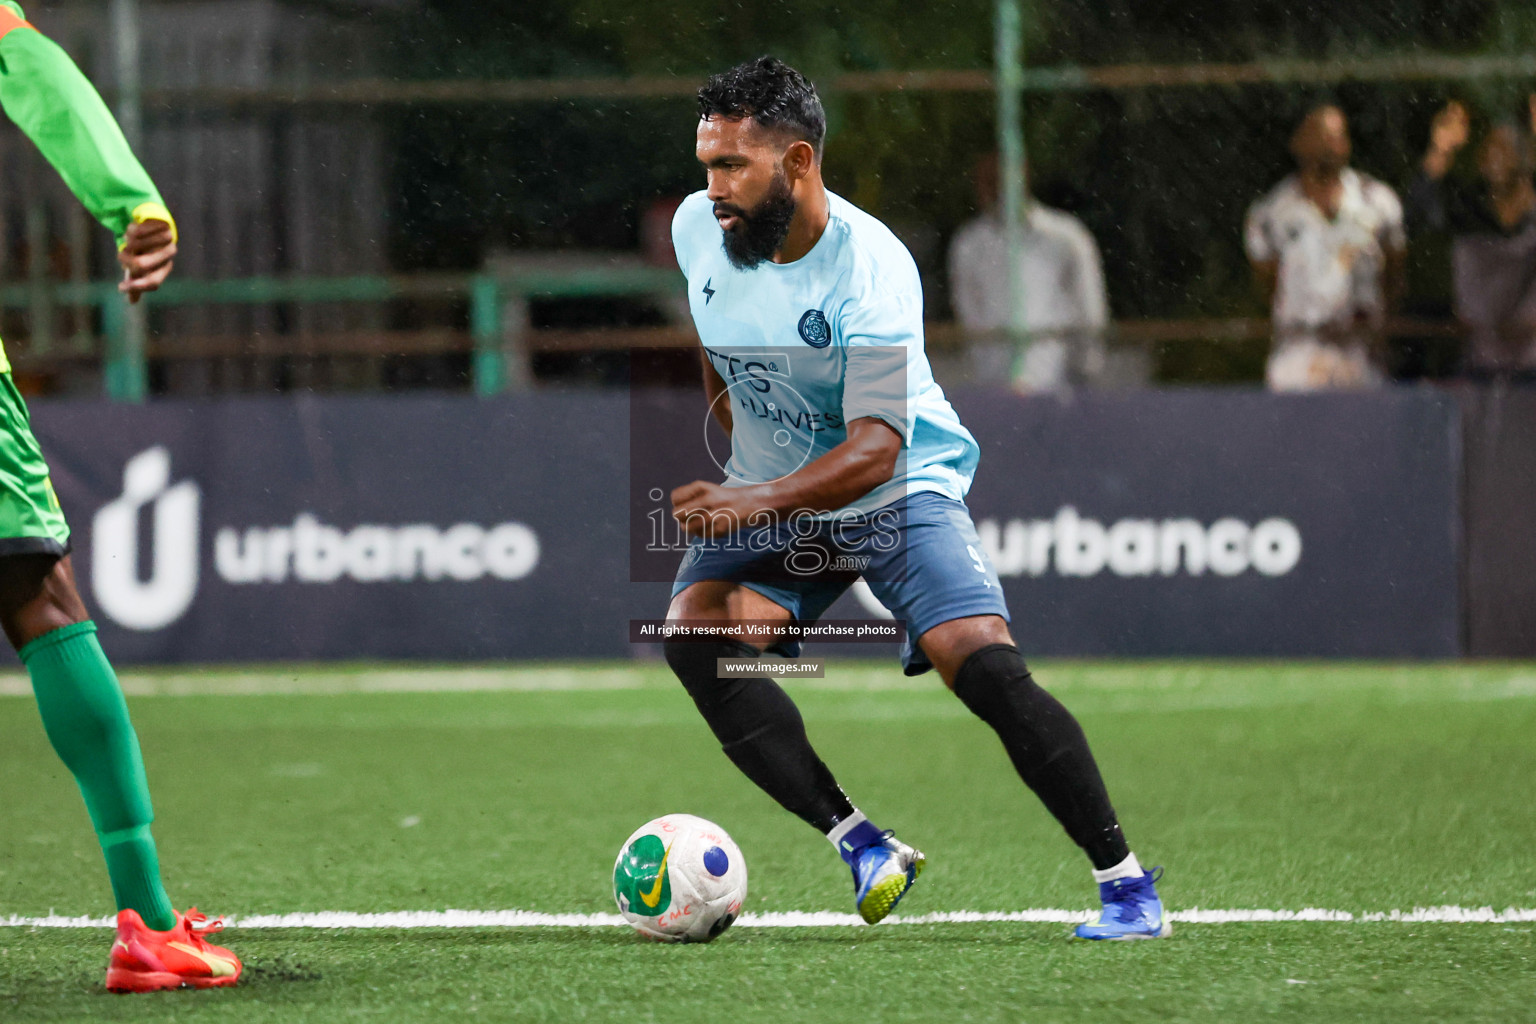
105,907,242,992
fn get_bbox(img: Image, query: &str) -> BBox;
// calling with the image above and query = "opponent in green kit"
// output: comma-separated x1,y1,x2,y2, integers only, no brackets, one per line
0,2,241,991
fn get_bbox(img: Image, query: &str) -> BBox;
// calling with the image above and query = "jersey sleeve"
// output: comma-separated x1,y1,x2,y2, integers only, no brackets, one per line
670,206,691,279
671,191,713,281
837,275,922,447
0,10,174,247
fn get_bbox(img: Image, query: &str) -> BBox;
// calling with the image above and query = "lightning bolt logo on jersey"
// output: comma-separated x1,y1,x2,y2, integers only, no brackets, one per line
672,190,980,516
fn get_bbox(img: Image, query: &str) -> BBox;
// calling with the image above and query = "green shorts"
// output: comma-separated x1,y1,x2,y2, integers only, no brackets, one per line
0,371,69,557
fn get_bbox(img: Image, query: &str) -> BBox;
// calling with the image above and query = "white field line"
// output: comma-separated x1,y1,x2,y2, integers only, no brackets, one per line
3,906,1535,929
2,672,1536,703
0,669,658,698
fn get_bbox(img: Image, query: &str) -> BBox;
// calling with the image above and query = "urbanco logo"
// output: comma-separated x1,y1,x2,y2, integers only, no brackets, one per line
88,446,544,634
977,508,1303,579
91,447,201,631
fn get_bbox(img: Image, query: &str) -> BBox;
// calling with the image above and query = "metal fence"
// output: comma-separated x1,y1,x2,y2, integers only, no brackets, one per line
1,0,1531,396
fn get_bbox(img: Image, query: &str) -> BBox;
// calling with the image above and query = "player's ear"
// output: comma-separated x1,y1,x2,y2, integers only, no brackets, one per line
783,139,816,182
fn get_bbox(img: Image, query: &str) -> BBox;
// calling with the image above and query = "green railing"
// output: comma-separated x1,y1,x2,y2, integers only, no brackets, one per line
0,267,685,401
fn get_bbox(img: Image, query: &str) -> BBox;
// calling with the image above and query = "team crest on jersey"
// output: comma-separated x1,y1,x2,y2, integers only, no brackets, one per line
798,309,831,348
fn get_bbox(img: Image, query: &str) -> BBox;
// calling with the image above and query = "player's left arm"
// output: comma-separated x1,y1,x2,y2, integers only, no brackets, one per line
0,4,176,301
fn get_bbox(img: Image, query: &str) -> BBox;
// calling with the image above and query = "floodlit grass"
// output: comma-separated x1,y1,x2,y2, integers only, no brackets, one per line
2,660,1533,1022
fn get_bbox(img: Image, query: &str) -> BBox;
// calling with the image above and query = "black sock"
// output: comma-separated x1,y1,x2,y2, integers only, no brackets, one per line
951,644,1130,870
664,638,855,832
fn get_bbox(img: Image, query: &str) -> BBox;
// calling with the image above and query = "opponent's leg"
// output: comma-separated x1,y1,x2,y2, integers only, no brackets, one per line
0,555,242,987
665,582,922,922
0,556,175,929
923,616,1168,939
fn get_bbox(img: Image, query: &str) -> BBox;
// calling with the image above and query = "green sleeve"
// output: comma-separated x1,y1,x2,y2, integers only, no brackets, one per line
0,17,171,246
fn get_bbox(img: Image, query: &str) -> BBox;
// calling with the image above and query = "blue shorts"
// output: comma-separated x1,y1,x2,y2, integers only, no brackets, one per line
670,491,1009,675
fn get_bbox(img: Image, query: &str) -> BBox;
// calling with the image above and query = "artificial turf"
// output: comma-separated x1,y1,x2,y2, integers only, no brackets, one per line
1,660,1533,1022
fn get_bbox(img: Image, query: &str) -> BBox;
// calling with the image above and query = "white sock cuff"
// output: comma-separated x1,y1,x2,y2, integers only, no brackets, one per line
825,811,869,851
1092,852,1143,884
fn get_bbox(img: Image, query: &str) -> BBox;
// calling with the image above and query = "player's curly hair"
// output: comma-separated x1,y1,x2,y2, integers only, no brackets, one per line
698,56,826,158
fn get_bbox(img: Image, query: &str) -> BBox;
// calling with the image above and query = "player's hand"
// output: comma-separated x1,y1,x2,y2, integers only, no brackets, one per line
117,220,177,304
671,480,767,540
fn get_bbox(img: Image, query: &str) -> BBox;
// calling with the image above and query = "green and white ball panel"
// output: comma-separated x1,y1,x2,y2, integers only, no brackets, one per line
613,813,748,943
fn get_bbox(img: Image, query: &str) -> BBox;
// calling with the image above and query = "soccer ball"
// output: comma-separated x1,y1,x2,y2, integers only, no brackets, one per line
613,814,748,943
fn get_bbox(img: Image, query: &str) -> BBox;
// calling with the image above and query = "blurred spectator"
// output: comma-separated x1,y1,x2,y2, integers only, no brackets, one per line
1405,99,1536,381
948,153,1108,391
1245,105,1406,391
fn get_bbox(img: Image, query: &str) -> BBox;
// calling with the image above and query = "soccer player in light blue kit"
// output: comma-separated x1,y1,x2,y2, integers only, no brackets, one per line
662,57,1169,938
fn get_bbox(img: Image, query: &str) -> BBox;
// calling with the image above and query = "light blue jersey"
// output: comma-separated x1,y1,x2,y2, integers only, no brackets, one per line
672,189,980,515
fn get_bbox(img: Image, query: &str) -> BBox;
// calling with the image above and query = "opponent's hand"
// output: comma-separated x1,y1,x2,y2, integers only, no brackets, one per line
117,220,177,304
671,480,767,540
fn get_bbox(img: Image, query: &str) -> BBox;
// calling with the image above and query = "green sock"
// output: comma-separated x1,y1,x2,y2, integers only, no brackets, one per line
21,621,176,931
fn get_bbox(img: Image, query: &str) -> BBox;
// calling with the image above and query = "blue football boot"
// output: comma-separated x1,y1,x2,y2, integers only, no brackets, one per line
1074,867,1171,940
852,833,925,924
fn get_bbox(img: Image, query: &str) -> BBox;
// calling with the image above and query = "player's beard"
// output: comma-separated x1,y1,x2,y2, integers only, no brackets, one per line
717,171,797,270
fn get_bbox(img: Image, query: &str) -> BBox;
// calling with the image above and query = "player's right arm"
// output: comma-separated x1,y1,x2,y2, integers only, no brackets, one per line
671,416,901,539
0,3,176,300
